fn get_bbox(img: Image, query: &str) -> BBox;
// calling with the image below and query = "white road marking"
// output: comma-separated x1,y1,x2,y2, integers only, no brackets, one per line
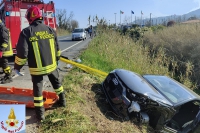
12,72,25,79
61,41,82,53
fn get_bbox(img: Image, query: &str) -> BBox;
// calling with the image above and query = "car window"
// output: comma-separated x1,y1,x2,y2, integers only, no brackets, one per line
143,75,193,104
73,29,83,32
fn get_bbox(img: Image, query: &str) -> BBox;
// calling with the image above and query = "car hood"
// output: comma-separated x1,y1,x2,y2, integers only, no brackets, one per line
113,69,173,106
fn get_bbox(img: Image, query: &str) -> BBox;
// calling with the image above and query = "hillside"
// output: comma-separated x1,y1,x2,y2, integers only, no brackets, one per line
135,8,200,25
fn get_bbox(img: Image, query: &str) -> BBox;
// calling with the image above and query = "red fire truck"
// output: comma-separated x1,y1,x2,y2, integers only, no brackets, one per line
0,0,56,54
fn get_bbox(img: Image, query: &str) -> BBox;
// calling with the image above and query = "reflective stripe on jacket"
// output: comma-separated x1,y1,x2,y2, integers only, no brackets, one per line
14,20,60,75
0,25,13,57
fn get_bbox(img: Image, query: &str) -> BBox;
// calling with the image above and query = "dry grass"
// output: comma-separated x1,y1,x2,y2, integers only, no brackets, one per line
142,23,200,86
56,28,70,36
39,26,199,133
40,69,152,133
81,30,169,75
67,71,146,133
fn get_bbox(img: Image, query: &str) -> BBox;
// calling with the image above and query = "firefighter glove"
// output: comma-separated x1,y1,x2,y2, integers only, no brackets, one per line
15,69,24,76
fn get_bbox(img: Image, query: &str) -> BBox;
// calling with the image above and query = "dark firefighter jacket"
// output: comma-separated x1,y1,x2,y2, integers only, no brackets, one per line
14,20,61,75
0,24,13,57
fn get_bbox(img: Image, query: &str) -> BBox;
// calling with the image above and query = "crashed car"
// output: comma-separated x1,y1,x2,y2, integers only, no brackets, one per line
101,69,200,133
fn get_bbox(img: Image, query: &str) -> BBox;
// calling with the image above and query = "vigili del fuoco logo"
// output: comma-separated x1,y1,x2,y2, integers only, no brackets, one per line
0,105,25,133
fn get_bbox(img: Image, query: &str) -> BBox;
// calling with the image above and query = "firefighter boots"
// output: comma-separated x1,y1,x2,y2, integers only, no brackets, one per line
35,107,45,121
57,92,66,107
1,67,13,84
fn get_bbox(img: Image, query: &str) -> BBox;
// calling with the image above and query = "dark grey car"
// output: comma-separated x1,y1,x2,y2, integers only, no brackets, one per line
101,69,200,133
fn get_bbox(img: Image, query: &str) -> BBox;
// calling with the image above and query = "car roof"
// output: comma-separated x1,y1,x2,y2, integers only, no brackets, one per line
143,74,200,106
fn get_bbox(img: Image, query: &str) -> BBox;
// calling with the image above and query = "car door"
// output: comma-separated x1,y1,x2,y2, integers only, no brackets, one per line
162,100,200,133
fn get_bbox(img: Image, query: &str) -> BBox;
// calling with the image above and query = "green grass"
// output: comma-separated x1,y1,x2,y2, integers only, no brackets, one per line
39,27,198,133
39,69,96,133
80,49,115,73
80,29,170,76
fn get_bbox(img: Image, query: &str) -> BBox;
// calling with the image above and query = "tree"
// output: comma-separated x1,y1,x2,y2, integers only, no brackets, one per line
188,16,197,21
96,17,107,29
167,20,176,27
71,20,79,30
56,9,74,30
145,20,151,27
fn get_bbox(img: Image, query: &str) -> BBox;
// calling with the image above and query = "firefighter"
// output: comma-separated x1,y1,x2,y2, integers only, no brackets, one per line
88,25,93,38
14,6,66,121
0,19,13,84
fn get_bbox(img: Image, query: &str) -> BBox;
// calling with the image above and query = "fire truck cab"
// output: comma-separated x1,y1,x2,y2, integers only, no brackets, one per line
0,0,56,54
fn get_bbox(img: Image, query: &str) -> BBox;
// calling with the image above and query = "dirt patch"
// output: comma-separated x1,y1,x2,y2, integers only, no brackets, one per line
26,108,40,133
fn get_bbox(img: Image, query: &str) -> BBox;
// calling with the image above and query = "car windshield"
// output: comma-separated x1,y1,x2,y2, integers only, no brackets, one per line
143,75,192,104
73,29,83,33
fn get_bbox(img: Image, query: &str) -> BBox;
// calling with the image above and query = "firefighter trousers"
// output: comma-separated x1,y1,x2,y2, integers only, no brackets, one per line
0,57,11,76
31,69,65,119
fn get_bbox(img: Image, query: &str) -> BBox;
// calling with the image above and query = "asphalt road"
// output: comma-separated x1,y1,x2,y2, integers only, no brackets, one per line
0,34,91,91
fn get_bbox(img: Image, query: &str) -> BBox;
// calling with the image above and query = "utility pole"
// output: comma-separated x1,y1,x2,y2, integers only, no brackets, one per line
114,13,117,26
150,13,152,26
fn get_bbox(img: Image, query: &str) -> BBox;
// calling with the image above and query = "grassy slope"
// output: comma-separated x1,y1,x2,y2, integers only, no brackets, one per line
40,68,150,133
39,28,198,133
39,30,155,133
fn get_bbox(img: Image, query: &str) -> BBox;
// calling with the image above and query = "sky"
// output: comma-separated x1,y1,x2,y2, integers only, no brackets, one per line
0,105,25,133
44,0,200,28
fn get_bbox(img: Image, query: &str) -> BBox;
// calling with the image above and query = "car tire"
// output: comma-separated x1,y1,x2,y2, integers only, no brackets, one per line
72,39,74,41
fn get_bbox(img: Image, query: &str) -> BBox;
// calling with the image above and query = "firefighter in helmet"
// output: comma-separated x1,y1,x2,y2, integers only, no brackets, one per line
14,6,66,121
0,19,13,84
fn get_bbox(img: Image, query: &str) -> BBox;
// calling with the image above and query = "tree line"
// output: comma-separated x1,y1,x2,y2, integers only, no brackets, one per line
56,9,78,31
56,9,114,31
